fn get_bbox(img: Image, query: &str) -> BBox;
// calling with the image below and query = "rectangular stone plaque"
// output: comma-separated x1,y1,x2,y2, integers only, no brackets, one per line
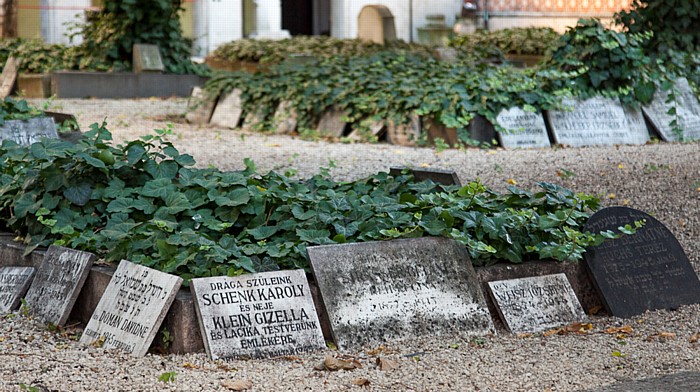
132,44,165,73
210,89,243,129
0,266,35,313
389,166,461,186
0,117,59,145
79,260,183,357
495,107,551,149
642,78,700,141
24,246,95,326
546,97,650,146
584,207,700,318
191,269,325,360
488,273,586,333
308,237,494,350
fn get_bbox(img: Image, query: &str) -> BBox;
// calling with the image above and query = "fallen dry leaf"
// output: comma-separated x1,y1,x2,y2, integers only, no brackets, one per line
367,346,387,356
647,332,677,341
182,362,200,369
376,357,400,372
608,193,616,199
603,326,633,335
314,355,362,371
507,178,517,185
221,379,253,391
565,322,593,334
516,333,534,339
588,305,603,315
420,163,430,168
353,378,371,387
690,332,700,343
543,328,562,337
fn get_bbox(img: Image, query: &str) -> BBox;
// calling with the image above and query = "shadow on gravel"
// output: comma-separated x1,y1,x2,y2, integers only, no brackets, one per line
585,371,700,392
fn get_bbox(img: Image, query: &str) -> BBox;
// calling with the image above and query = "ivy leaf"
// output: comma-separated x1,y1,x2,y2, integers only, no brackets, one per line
248,226,278,240
296,228,333,244
64,183,92,206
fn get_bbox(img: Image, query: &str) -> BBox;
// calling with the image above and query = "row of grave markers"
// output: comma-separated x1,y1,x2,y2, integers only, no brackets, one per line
2,201,699,359
187,77,700,148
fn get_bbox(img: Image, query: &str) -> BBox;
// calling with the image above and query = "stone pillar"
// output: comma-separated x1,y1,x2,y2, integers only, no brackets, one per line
0,0,17,38
251,0,290,39
41,0,91,45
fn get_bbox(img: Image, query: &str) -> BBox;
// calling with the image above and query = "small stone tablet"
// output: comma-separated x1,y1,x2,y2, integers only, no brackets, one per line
0,117,59,145
584,207,700,318
80,260,183,357
0,266,35,313
488,273,586,333
132,44,165,73
389,166,461,186
210,89,244,129
24,246,95,326
191,269,325,360
308,237,494,350
495,107,551,149
547,97,649,146
642,78,700,141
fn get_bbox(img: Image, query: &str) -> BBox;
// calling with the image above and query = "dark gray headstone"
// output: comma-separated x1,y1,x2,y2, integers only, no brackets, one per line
389,166,461,186
642,78,700,141
495,107,551,149
79,259,182,357
0,117,59,145
424,117,458,147
24,246,95,326
488,273,586,333
132,44,165,73
0,266,35,313
308,237,494,350
547,97,649,146
210,89,243,129
191,269,325,360
584,207,700,318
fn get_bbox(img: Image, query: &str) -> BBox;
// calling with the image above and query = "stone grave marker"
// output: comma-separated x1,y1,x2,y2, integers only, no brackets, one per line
642,78,700,141
495,107,551,149
0,117,59,145
0,266,35,313
0,56,20,98
423,117,459,147
185,87,216,125
272,100,297,134
241,109,265,132
191,269,325,360
546,97,650,146
347,119,385,141
308,237,494,350
622,106,650,139
488,273,586,333
210,89,243,129
24,246,95,326
389,166,461,186
132,44,165,73
584,206,700,318
79,260,182,357
316,106,346,137
386,115,421,146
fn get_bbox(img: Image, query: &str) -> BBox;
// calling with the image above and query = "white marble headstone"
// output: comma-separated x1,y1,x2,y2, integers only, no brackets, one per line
210,89,244,129
642,78,700,141
0,266,35,313
495,107,551,148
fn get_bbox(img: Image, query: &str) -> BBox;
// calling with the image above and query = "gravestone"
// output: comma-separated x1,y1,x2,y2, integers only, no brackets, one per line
185,87,216,125
546,97,649,146
495,107,551,149
642,78,700,141
423,117,458,147
209,89,243,129
24,246,95,326
308,237,494,350
584,207,700,318
488,273,586,333
132,44,165,74
0,56,20,98
347,120,385,141
622,106,650,138
272,101,297,134
389,166,461,186
316,106,346,137
242,109,265,132
79,260,182,357
191,269,325,360
0,266,35,313
386,115,421,146
0,117,59,145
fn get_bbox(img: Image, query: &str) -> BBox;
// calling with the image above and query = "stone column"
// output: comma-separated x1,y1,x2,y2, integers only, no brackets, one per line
251,0,290,39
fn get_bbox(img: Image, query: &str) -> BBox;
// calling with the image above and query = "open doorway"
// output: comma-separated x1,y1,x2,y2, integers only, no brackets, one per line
282,0,330,36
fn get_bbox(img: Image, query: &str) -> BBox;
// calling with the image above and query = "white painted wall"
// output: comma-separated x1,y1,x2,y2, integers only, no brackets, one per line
331,0,461,42
194,0,244,57
40,0,91,45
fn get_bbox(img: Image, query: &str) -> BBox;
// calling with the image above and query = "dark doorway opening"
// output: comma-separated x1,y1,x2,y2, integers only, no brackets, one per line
282,0,314,36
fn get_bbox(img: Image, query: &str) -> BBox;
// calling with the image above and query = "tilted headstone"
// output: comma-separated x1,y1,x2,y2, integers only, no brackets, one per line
488,273,586,333
546,97,649,146
316,106,346,138
622,106,649,138
386,114,421,146
24,246,95,326
423,117,458,146
241,109,265,132
0,266,35,313
308,237,494,350
0,56,20,98
495,107,551,149
132,44,165,73
584,207,700,318
210,89,243,129
80,260,182,357
642,78,700,141
185,87,215,125
0,117,59,145
347,120,385,141
191,269,325,360
272,100,297,134
389,166,461,186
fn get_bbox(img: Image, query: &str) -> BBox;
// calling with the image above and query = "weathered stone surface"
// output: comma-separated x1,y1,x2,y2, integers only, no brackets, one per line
584,207,700,318
0,55,19,98
622,106,650,139
185,87,215,125
241,109,265,132
0,117,59,145
79,260,182,357
316,106,347,137
386,115,421,146
468,115,497,144
586,371,700,392
547,97,649,146
0,266,35,313
488,273,586,333
132,44,165,73
272,101,297,134
210,89,243,129
495,107,551,149
642,77,700,141
423,117,458,147
308,237,494,350
24,246,95,326
389,166,461,186
191,269,325,360
346,120,385,141
0,235,45,268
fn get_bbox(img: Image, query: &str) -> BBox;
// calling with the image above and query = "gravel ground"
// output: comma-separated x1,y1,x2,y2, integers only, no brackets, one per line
0,97,697,391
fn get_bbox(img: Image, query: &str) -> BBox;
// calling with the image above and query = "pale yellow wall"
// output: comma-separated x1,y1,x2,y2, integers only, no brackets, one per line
181,1,193,39
18,0,41,39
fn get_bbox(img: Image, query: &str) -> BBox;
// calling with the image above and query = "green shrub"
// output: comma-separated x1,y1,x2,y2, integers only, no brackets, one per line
449,27,560,57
